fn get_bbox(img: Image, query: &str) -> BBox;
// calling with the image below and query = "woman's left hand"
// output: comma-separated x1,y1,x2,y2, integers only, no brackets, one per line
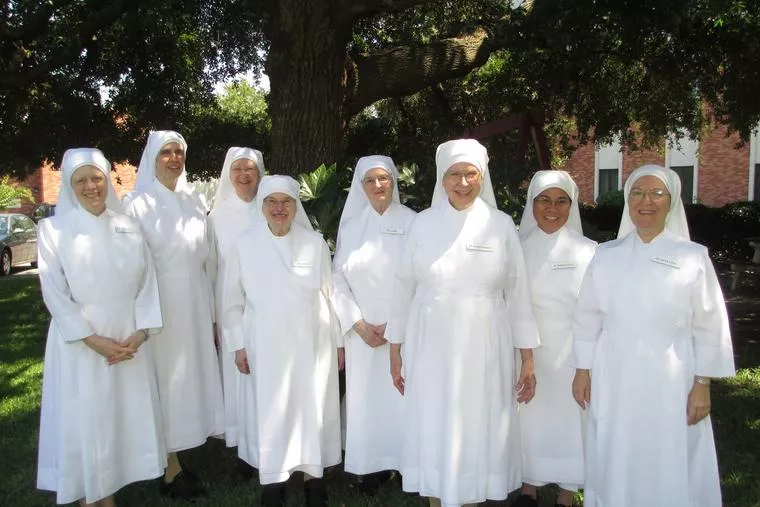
516,355,536,404
687,382,711,425
113,330,148,364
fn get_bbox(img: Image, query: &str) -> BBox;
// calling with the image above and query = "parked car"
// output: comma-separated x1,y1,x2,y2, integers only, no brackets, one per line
0,212,38,276
32,203,56,223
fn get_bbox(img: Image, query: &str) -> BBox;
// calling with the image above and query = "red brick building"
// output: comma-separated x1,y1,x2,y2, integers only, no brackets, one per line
563,123,760,206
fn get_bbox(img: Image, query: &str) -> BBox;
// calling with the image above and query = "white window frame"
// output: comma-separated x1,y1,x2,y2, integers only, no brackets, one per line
665,134,699,204
594,140,623,200
749,126,759,201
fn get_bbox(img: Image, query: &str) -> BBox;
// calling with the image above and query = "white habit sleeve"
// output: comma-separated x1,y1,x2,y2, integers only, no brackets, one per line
221,242,246,353
331,233,363,336
690,248,735,377
385,220,418,344
573,262,603,369
37,220,94,342
504,218,539,349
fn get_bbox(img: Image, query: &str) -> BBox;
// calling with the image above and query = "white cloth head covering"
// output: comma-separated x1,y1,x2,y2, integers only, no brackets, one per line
618,164,690,240
212,147,265,209
55,148,122,216
432,138,497,208
339,155,401,229
519,170,583,239
258,175,313,231
135,130,189,192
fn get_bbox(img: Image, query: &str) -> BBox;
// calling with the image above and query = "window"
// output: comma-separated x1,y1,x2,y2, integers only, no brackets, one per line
598,168,619,195
670,165,695,204
595,140,622,200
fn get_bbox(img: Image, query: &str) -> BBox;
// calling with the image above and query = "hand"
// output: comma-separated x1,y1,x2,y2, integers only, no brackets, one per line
83,334,135,365
235,349,251,374
687,381,711,425
119,329,148,352
515,354,536,404
337,347,345,371
390,344,405,395
572,369,591,409
353,319,388,348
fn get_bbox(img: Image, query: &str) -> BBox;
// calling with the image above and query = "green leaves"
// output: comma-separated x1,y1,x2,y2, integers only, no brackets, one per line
0,177,34,211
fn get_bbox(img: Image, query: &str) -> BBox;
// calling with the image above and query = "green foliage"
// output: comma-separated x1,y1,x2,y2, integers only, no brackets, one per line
0,176,33,210
596,190,625,208
298,163,350,250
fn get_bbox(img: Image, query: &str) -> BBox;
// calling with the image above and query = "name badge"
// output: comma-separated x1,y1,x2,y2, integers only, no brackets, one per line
466,243,494,253
551,262,577,270
382,228,405,235
292,260,313,268
114,227,134,234
651,256,680,269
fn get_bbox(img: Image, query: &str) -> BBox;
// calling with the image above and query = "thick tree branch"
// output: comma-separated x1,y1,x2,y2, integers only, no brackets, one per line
349,26,495,114
334,0,430,25
0,0,133,89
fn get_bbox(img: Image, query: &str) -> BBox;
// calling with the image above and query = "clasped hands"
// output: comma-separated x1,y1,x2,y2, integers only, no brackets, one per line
84,330,148,365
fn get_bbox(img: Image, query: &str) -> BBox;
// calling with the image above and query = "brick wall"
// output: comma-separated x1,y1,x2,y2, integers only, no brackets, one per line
561,128,752,206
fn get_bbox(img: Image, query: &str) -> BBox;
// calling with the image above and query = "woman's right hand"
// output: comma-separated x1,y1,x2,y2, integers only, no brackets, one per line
353,319,388,348
83,334,135,365
235,349,251,374
390,343,405,395
572,369,591,409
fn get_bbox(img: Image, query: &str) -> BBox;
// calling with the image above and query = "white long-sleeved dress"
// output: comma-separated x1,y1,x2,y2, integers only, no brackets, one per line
518,227,596,488
207,195,261,446
222,222,342,485
574,231,735,507
124,180,224,452
36,208,166,504
386,198,539,507
332,202,416,475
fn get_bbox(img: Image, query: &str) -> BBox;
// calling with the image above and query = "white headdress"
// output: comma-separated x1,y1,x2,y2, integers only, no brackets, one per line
338,155,401,230
618,164,690,240
134,130,189,192
432,138,497,208
55,148,122,216
257,175,313,231
519,170,583,239
211,147,265,209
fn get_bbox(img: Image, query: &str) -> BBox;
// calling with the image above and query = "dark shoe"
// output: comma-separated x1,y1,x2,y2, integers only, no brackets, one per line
159,470,207,500
260,482,286,507
232,457,257,482
355,470,393,496
513,494,539,507
304,478,328,507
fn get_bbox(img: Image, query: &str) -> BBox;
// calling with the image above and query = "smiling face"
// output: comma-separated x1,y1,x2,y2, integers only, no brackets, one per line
262,192,296,236
533,187,571,234
628,174,671,240
155,142,186,190
230,158,261,202
71,165,108,216
362,167,393,214
442,162,482,210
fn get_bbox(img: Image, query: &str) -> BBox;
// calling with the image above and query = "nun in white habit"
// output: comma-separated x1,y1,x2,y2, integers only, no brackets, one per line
222,175,342,507
386,139,539,507
123,131,223,498
206,147,265,455
37,148,165,506
331,155,416,488
514,170,596,507
572,165,735,506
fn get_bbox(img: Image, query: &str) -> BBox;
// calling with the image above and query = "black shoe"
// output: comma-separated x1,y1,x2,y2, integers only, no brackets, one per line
355,470,393,497
304,478,328,507
159,470,207,500
513,494,539,507
232,457,257,482
260,482,286,507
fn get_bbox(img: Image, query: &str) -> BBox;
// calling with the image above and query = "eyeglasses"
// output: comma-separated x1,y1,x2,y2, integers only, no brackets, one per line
362,175,391,186
263,197,295,208
629,189,670,202
445,170,481,183
534,195,571,208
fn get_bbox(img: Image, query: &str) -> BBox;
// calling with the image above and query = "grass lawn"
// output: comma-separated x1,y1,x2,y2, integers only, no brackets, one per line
1,275,758,506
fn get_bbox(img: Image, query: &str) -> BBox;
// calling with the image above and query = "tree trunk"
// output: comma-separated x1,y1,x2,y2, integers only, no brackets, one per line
264,3,351,176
